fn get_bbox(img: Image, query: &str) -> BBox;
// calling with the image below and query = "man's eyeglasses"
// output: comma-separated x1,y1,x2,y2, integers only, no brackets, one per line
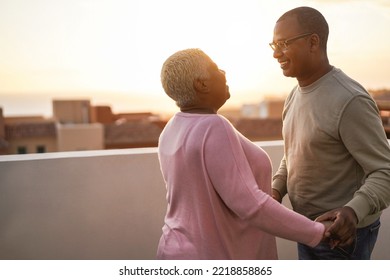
269,33,313,51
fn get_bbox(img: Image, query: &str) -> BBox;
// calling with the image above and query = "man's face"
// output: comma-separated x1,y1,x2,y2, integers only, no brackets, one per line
271,16,313,82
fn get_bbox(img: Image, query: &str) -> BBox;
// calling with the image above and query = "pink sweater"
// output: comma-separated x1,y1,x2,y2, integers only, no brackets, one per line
157,112,324,259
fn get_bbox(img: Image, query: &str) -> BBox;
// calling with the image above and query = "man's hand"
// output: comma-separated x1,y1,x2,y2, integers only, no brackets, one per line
272,189,282,203
315,206,358,248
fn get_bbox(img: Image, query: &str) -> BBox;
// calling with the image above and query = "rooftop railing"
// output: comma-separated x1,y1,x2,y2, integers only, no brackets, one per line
0,140,388,260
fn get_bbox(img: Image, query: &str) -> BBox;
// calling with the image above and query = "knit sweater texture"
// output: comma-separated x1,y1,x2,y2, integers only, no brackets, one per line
157,112,324,259
273,67,390,227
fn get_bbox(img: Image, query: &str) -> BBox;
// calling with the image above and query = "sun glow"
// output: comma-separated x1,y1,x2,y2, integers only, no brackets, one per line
1,0,390,115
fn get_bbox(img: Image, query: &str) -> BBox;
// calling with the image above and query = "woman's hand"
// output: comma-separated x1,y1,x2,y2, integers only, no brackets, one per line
315,207,357,248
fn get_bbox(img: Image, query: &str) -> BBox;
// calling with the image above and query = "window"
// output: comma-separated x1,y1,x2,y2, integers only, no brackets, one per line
17,146,27,154
36,145,46,153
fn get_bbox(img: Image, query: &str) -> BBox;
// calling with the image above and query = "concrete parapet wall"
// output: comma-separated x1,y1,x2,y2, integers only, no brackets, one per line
0,142,389,260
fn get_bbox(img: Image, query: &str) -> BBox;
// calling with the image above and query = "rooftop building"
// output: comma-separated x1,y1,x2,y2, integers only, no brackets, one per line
0,99,167,154
104,120,163,149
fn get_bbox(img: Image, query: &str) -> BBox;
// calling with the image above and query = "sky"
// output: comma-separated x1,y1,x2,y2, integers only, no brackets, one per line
1,0,390,116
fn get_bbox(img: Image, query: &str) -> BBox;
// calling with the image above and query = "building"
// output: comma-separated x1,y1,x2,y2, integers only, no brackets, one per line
241,98,284,119
52,99,91,124
56,123,104,152
0,99,166,154
0,108,9,155
3,115,57,155
230,118,282,141
376,100,390,138
90,104,165,149
104,120,163,149
53,99,104,152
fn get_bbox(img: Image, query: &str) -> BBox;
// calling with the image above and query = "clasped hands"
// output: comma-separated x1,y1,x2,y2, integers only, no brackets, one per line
315,206,358,249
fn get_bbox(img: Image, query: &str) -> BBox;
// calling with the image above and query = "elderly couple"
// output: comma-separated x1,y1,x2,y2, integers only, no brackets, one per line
156,7,390,260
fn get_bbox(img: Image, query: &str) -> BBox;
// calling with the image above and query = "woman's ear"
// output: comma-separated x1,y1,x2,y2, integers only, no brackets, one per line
193,78,209,93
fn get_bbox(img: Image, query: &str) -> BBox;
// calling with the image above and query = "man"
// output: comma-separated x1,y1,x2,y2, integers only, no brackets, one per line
270,6,390,259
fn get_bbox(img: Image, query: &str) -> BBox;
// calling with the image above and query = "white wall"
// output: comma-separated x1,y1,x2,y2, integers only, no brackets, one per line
0,148,165,259
0,142,389,260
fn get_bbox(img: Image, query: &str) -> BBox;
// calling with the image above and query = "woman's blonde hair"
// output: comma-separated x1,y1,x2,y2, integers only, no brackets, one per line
161,48,211,108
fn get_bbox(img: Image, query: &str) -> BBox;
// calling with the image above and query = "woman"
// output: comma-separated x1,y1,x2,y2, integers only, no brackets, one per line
157,48,328,259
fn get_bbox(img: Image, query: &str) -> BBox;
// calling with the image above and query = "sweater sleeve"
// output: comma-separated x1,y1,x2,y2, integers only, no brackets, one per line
203,117,324,247
339,96,390,222
272,89,294,199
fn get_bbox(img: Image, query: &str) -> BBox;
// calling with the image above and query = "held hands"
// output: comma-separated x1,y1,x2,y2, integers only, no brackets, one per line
315,206,358,249
270,190,358,249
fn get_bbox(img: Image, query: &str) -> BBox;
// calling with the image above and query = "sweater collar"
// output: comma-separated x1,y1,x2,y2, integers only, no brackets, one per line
298,66,338,94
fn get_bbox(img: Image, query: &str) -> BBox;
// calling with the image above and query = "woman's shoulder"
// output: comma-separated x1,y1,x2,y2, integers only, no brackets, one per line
175,112,231,125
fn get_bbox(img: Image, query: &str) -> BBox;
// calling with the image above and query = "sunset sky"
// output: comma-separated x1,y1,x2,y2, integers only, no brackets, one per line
1,0,390,116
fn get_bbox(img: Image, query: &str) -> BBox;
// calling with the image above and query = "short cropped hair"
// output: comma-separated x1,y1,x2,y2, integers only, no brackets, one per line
161,48,211,108
278,6,329,51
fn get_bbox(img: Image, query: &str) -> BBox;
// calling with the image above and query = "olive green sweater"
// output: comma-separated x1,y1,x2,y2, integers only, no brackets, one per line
272,67,390,227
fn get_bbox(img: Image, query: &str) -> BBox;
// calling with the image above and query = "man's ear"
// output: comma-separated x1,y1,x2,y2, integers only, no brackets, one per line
193,78,209,93
310,34,321,51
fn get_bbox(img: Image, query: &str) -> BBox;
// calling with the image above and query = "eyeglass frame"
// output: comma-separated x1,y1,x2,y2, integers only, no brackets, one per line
269,32,313,51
